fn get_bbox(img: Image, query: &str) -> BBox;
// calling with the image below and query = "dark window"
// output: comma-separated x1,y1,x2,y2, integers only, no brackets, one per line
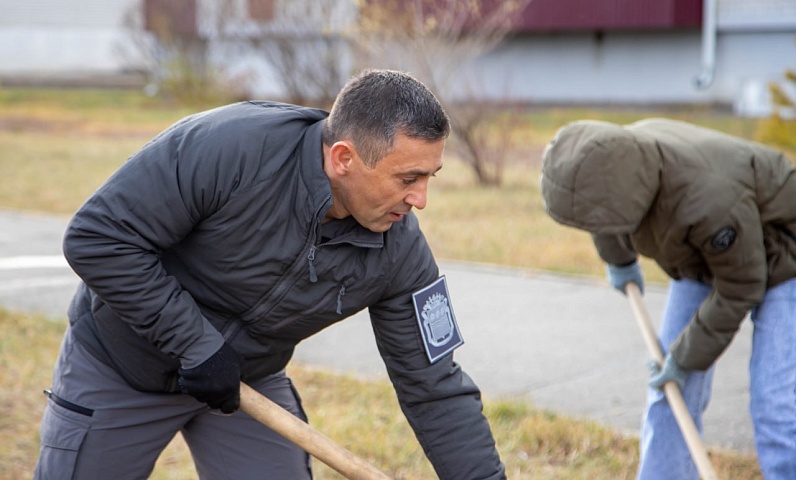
144,0,198,37
248,0,276,21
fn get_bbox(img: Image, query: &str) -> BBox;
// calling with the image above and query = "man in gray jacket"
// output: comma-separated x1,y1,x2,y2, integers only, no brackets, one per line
34,69,506,479
540,118,796,480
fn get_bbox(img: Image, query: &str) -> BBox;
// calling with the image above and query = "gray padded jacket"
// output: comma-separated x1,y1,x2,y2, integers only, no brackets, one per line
65,101,505,479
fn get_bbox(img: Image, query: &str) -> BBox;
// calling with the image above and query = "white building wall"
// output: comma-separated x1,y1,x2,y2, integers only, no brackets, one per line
720,31,796,115
462,0,796,116
718,0,796,30
465,32,706,105
0,0,139,74
470,30,796,104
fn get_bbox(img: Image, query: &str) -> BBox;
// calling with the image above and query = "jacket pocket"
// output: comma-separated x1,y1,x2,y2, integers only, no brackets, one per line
36,397,92,479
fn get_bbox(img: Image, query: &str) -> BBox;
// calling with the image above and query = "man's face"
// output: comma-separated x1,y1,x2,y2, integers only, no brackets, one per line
330,134,445,232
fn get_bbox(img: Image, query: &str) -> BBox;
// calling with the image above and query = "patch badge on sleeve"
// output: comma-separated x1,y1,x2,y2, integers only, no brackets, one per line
711,226,737,251
412,276,464,363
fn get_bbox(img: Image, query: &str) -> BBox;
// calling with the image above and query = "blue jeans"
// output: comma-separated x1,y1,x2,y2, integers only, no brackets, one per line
637,278,796,480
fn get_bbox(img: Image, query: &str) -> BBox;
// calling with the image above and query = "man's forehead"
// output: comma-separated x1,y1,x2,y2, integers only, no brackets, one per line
385,138,444,164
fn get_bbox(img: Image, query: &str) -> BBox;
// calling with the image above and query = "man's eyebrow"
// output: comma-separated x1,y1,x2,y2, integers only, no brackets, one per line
401,164,444,176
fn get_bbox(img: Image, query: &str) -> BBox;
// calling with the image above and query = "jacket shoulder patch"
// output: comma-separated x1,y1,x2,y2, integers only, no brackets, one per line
411,276,464,363
711,226,737,251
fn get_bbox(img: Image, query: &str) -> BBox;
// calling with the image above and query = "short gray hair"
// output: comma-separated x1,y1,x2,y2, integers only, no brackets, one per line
323,69,450,167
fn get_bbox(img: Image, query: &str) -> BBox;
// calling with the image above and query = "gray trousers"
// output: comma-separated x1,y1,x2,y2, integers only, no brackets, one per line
34,326,312,480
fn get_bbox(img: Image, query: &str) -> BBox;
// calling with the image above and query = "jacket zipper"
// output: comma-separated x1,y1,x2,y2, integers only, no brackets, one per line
263,284,346,331
238,196,329,324
220,317,243,342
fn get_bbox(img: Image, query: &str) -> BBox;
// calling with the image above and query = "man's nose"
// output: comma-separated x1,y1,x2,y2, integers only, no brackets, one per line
404,183,428,210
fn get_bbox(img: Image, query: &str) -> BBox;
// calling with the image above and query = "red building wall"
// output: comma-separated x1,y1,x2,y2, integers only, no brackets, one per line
512,0,702,32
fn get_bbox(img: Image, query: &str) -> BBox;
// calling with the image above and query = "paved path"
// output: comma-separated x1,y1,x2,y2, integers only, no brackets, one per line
0,209,755,453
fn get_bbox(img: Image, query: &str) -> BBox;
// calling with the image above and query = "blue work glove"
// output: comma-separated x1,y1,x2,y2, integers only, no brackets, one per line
178,343,245,414
606,261,644,295
648,354,688,391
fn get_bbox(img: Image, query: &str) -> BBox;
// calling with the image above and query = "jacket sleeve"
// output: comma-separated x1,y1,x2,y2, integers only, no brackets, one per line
669,191,767,370
62,111,251,369
368,220,506,480
592,233,638,266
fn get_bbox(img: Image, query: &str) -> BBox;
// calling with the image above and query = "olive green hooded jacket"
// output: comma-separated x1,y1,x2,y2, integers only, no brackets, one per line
540,118,796,370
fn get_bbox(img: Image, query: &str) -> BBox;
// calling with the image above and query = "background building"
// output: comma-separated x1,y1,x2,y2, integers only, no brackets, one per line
1,0,794,116
0,0,142,87
468,0,796,116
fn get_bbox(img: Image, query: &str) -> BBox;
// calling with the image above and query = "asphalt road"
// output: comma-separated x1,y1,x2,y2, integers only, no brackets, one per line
0,209,755,454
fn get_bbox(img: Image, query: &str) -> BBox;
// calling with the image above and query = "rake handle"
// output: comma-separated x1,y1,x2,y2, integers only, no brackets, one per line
625,283,719,480
239,382,392,480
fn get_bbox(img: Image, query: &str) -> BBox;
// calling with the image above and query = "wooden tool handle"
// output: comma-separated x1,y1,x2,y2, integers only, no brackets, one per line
238,382,392,480
625,283,719,480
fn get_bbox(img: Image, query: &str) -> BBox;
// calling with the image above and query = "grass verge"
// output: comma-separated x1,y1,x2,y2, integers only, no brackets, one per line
0,309,761,479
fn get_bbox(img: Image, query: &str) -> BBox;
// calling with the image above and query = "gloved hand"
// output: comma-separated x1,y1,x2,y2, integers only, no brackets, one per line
648,353,688,391
178,343,245,414
606,261,644,295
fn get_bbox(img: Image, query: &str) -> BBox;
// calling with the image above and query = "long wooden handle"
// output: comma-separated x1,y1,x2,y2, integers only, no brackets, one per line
239,382,392,480
625,283,719,480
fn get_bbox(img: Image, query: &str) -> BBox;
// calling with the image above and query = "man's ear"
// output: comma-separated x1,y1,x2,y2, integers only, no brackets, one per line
329,141,355,176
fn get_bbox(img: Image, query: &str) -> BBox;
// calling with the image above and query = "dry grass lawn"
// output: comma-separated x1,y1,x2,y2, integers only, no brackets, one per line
0,309,761,479
0,88,770,478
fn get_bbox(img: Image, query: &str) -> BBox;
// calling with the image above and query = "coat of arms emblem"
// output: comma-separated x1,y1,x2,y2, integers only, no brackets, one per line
421,293,454,346
411,276,464,363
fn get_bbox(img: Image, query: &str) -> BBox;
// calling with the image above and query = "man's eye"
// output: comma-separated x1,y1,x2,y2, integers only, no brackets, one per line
402,178,418,185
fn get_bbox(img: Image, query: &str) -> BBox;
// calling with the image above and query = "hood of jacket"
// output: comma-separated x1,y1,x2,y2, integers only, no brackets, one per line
540,120,663,235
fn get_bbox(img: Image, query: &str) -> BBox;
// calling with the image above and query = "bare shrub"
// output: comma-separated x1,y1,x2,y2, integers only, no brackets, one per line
116,0,251,106
757,68,796,153
354,0,532,185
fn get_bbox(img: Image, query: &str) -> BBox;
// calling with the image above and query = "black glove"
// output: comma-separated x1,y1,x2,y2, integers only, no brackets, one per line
178,343,245,414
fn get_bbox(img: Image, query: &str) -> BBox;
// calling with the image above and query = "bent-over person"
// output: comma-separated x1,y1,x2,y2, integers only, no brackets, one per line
540,117,796,480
